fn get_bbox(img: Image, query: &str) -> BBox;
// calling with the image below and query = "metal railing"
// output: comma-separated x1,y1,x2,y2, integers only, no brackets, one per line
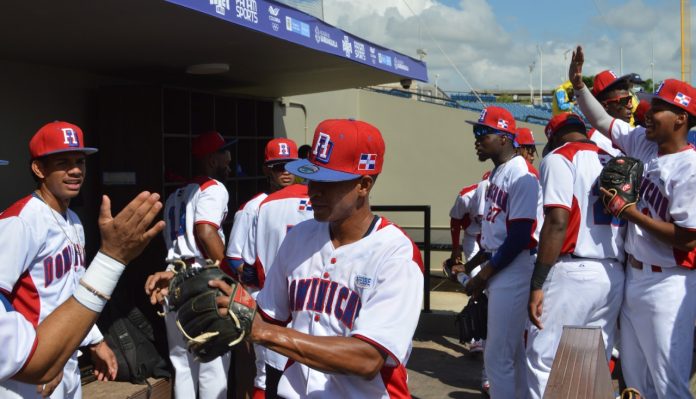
372,205,431,313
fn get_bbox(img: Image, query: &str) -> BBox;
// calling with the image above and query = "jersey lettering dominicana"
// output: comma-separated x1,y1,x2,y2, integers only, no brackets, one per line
0,194,101,394
481,155,542,252
607,119,696,268
256,217,424,399
164,177,228,265
541,141,625,260
241,184,314,288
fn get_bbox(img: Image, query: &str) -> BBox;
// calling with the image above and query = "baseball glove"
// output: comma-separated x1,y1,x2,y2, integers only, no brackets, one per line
599,156,643,217
455,293,488,344
167,261,256,362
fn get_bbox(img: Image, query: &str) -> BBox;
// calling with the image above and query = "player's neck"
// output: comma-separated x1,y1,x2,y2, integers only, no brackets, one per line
491,149,516,167
35,187,70,214
657,134,689,155
329,206,375,248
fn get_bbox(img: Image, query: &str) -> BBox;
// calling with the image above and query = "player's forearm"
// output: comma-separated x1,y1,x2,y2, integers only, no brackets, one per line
623,208,696,251
14,298,97,384
450,218,463,257
195,224,226,262
252,320,385,379
575,86,613,135
536,209,568,265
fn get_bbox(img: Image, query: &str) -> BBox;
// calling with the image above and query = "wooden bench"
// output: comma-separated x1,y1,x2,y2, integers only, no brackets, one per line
544,326,614,399
81,378,170,399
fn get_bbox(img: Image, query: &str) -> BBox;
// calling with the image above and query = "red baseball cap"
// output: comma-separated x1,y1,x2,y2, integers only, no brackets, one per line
592,70,634,97
514,127,537,146
285,119,385,182
647,79,696,117
265,138,299,164
192,131,237,160
634,99,651,126
544,113,587,139
29,121,98,159
466,106,516,134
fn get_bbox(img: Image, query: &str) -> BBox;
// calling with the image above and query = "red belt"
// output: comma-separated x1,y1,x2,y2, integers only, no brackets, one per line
628,254,662,273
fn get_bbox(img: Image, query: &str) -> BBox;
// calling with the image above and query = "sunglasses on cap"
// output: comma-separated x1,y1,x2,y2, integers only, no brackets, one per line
266,163,288,172
473,124,507,138
602,94,633,107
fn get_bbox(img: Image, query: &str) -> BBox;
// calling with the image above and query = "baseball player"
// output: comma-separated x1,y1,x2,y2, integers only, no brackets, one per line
0,122,120,398
514,127,539,165
588,70,633,157
525,112,625,399
145,131,233,399
224,138,300,398
241,182,314,398
461,106,543,398
212,118,424,398
0,188,163,383
571,46,696,398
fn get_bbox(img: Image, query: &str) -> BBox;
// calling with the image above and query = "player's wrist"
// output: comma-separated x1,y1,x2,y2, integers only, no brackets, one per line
73,252,126,313
531,262,553,290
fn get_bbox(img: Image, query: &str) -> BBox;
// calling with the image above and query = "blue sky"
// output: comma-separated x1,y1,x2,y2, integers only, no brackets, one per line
324,0,693,91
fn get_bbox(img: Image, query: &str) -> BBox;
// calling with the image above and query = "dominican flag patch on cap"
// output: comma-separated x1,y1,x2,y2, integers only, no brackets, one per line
497,119,509,129
675,92,692,106
358,153,377,170
299,199,313,211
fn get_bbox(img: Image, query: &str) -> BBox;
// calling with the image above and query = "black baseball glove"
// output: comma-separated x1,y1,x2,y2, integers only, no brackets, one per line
168,262,256,362
455,293,488,344
599,156,643,217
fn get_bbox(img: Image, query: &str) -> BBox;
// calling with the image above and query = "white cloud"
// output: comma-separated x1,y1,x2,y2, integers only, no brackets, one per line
322,0,694,92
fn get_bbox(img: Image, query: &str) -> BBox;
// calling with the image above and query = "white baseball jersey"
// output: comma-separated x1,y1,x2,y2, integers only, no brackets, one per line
256,217,424,398
607,120,696,268
588,128,623,157
225,192,268,263
241,184,314,287
164,177,228,265
449,183,482,236
0,294,36,381
480,155,542,253
540,141,625,260
0,194,102,397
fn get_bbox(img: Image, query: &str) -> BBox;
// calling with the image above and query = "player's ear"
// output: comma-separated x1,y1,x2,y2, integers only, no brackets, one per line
357,175,375,196
30,159,46,180
675,110,688,129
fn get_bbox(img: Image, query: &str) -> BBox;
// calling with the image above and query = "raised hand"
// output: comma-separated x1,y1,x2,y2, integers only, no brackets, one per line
569,45,585,90
98,192,165,264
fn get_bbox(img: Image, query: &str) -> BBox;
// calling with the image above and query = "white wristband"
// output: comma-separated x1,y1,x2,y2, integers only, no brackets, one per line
73,252,126,312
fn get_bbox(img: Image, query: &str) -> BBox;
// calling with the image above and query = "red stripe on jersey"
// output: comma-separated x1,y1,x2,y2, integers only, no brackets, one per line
525,160,539,178
0,195,33,219
352,334,401,366
257,307,291,326
458,183,478,196
376,217,424,273
238,192,266,211
606,120,625,152
14,331,39,377
380,364,410,399
673,247,696,269
194,220,220,230
559,197,581,255
254,257,267,289
260,184,308,207
10,270,41,326
191,176,218,191
553,141,599,161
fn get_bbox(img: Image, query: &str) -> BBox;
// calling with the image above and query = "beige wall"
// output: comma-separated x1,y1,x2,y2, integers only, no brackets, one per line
275,89,547,234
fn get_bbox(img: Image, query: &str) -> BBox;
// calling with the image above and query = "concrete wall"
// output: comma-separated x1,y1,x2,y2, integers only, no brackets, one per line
275,89,547,233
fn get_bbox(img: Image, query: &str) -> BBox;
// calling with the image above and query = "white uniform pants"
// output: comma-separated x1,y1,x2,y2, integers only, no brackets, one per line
484,251,534,399
525,256,624,399
620,261,696,399
462,233,480,262
165,310,230,399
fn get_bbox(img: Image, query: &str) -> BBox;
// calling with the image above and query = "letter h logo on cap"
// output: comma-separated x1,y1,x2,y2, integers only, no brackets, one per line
313,132,333,163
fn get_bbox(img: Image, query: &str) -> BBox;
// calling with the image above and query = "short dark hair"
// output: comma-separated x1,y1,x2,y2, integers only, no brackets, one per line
596,81,630,102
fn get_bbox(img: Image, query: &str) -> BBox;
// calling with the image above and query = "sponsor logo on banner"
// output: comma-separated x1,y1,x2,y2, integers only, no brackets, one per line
377,52,392,67
210,0,230,16
315,26,338,48
369,47,377,64
342,35,353,57
235,0,258,23
268,5,281,30
353,41,366,61
394,57,410,72
285,16,310,37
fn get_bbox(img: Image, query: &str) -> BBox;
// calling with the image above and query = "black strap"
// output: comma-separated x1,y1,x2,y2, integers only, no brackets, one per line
361,215,380,238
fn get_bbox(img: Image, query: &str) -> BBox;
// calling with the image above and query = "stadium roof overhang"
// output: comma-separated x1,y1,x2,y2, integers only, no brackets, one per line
0,0,428,98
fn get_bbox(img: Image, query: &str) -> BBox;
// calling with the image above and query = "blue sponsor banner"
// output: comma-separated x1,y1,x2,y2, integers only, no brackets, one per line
166,0,428,82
